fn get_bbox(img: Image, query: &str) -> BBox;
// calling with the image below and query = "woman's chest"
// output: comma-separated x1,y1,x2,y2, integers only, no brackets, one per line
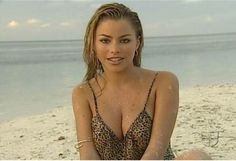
90,89,156,139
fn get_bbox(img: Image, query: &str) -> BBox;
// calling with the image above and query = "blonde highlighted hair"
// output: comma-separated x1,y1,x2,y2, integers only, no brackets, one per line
83,3,144,81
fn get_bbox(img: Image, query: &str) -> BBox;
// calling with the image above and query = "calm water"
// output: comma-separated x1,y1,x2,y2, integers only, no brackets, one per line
0,33,235,122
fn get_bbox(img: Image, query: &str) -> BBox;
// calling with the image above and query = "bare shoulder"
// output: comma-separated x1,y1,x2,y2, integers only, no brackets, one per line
157,71,179,83
72,82,88,100
72,81,90,111
155,71,179,92
139,68,178,87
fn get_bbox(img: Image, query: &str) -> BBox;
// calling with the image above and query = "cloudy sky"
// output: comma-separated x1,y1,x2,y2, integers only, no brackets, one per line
0,0,236,41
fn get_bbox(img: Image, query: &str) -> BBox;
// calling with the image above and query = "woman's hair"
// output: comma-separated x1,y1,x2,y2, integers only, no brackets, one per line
83,3,144,81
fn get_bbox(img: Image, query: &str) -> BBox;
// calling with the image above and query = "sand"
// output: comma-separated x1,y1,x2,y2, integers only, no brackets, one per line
0,83,235,159
172,83,236,159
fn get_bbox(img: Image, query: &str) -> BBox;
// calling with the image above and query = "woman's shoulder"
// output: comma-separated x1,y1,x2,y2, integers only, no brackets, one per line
140,68,178,80
157,71,178,81
140,68,179,89
155,71,179,91
72,77,99,99
72,81,90,101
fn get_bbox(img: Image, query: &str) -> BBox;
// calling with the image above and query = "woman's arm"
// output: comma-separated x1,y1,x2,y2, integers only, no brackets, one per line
141,71,179,160
72,83,101,160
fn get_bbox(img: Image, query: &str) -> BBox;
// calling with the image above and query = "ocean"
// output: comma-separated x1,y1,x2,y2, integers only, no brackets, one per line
0,33,235,122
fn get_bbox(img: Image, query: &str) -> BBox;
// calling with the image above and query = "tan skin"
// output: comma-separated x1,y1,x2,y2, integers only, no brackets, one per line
72,19,179,160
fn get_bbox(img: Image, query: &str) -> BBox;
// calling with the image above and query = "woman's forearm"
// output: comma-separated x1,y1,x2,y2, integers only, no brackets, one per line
80,152,101,160
141,151,163,160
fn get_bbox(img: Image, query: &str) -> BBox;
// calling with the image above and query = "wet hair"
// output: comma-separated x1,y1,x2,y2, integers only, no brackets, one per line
83,3,144,81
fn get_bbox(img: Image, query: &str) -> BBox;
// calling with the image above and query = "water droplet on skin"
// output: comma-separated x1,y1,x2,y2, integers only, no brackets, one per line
168,85,172,90
124,115,129,119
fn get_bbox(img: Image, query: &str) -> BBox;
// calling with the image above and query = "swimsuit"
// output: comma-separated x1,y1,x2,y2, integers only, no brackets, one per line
88,73,175,160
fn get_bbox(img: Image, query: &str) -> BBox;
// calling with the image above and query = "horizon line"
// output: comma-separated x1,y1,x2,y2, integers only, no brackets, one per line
1,31,236,43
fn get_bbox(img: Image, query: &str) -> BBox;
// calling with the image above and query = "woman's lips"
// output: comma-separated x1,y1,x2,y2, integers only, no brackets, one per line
107,57,124,65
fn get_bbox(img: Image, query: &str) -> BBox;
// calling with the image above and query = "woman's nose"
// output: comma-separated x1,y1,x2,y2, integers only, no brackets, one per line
110,41,120,53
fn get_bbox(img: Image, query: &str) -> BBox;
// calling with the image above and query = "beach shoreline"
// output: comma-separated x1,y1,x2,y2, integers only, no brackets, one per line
0,83,235,159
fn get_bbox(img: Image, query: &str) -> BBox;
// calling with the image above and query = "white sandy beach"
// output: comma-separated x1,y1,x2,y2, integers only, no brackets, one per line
0,83,235,160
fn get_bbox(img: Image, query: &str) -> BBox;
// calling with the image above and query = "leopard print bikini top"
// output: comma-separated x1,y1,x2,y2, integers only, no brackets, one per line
88,73,175,160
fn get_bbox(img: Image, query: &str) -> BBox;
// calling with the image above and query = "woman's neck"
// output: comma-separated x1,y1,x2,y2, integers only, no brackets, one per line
102,66,140,89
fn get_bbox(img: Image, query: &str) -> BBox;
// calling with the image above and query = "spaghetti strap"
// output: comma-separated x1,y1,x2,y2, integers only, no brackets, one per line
144,72,159,109
87,81,98,113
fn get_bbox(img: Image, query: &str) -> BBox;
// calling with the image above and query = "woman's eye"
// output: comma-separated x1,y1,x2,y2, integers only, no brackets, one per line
100,39,110,44
120,39,130,43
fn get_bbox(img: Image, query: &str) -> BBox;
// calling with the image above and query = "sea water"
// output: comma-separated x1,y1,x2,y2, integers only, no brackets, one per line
0,33,235,122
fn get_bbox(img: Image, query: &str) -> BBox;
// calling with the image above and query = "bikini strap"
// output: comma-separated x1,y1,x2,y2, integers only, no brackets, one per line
87,81,98,113
144,72,159,110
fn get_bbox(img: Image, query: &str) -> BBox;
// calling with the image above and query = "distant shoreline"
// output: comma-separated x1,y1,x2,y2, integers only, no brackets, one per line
145,31,236,39
1,31,236,43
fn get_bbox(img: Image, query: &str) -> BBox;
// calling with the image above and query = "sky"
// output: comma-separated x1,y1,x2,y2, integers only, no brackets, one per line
0,0,236,41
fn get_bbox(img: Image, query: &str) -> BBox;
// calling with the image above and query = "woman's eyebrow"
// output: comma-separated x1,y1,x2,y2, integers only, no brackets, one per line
119,34,132,38
98,34,112,38
98,34,132,38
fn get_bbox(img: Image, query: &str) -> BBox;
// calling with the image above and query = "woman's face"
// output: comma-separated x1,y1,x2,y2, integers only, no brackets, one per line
94,18,140,73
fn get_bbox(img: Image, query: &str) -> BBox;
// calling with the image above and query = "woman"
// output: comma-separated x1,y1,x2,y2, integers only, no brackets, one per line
72,3,211,160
